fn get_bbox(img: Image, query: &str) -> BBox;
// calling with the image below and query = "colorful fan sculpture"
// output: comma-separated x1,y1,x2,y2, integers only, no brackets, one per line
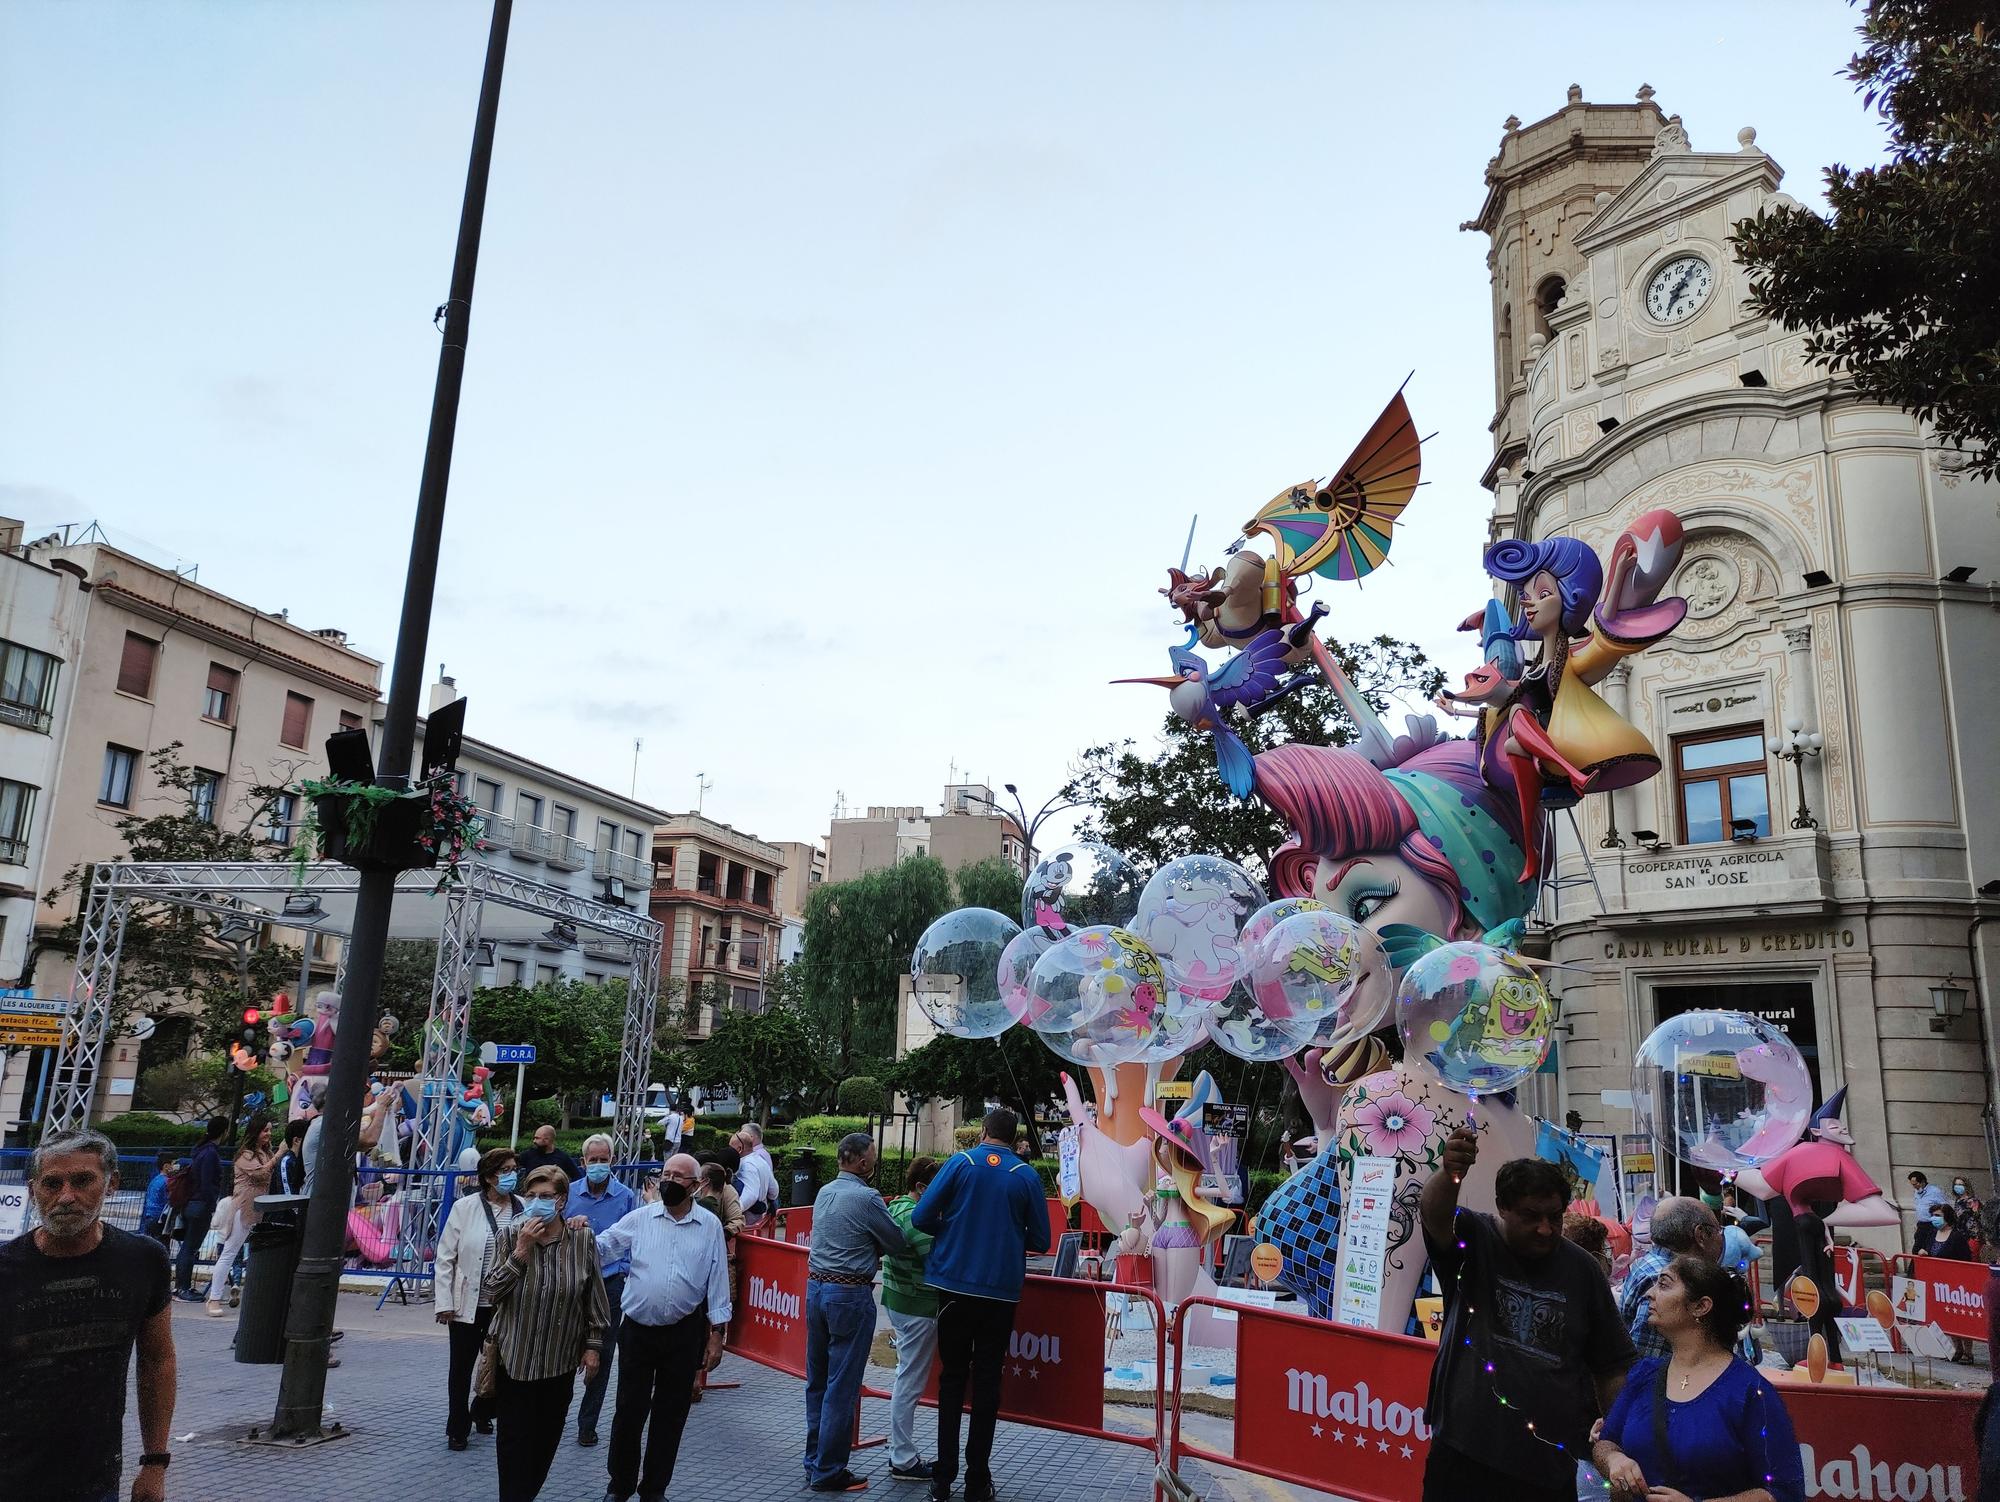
1243,386,1422,583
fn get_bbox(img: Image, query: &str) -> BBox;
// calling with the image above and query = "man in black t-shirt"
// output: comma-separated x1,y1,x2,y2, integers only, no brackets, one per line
0,1129,177,1502
1419,1126,1634,1502
515,1123,582,1184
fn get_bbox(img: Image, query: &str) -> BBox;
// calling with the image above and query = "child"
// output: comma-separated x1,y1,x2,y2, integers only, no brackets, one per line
141,1153,177,1245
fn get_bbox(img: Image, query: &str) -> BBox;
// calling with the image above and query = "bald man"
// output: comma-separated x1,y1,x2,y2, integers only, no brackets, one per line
591,1152,731,1502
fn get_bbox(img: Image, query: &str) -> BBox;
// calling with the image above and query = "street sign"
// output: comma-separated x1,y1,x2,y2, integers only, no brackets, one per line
0,998,66,1016
480,1042,535,1066
0,1017,63,1048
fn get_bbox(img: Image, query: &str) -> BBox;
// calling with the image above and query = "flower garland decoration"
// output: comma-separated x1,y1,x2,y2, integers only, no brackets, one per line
288,774,485,892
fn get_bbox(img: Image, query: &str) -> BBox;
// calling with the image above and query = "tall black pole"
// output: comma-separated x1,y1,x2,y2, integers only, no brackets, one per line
269,0,512,1438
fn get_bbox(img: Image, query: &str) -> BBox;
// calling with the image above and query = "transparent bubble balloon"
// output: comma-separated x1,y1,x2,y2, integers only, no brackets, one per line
1133,1003,1208,1066
1133,854,1267,1008
996,927,1061,1028
1395,942,1553,1097
1021,924,1158,1036
1031,927,1166,1066
1205,980,1319,1064
1250,909,1374,1052
1631,1010,1812,1172
909,907,1022,1039
1021,842,1144,936
1239,897,1326,957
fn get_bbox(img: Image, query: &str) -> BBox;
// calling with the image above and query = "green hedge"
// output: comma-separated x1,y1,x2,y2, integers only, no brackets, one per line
788,1115,870,1147
95,1113,211,1149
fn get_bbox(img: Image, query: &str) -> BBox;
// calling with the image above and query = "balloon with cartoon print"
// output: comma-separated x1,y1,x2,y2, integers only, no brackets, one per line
1248,907,1375,1051
1396,941,1553,1097
1631,1011,1811,1172
1132,854,1265,1008
1034,927,1165,1067
1020,843,1143,937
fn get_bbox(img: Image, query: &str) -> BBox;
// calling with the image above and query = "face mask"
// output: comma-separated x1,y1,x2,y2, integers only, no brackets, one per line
585,1163,611,1188
660,1181,690,1209
1953,1184,1968,1196
497,1172,519,1194
525,1197,558,1222
1932,1215,1947,1230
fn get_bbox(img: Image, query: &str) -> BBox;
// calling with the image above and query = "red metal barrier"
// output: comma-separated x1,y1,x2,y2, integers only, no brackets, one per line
729,1233,809,1376
1045,1196,1069,1247
1782,1381,1980,1495
1896,1252,1989,1339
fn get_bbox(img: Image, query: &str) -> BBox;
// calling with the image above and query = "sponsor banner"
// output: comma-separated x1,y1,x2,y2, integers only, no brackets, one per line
922,1275,1106,1433
1231,1303,1436,1500
1785,1383,1978,1501
728,1234,809,1377
1334,1156,1397,1330
1905,1255,1987,1341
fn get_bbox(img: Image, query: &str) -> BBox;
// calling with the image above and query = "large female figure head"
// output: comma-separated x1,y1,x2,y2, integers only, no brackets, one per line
1484,535,1602,641
1253,739,1529,944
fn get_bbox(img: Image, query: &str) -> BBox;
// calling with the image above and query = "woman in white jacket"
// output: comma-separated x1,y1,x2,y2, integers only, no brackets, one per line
434,1145,521,1451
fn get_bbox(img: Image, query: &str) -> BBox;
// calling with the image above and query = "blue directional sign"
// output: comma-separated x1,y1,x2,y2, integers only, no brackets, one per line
489,1044,536,1065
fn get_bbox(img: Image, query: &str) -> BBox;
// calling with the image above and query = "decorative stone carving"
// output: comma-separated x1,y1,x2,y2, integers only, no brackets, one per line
1668,533,1778,645
1599,345,1622,368
1568,410,1598,454
1679,556,1736,618
1930,446,1975,491
1652,115,1691,157
1657,180,1680,202
1810,605,1854,830
1596,296,1619,319
1771,336,1816,388
1782,625,1813,651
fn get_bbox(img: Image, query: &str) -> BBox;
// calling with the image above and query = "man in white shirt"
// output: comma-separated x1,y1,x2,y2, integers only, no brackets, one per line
659,1105,684,1154
732,1129,779,1225
591,1153,731,1502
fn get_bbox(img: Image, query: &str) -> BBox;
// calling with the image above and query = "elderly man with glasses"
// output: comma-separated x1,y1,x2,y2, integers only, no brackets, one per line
566,1133,638,1448
590,1153,730,1502
1620,1195,1756,1361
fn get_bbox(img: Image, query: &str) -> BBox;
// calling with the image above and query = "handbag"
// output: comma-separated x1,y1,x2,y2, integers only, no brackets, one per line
473,1332,503,1399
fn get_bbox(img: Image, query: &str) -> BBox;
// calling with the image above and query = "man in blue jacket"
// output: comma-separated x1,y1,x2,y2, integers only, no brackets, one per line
912,1107,1050,1502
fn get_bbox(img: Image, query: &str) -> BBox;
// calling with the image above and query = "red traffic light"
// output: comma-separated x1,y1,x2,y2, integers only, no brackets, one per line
243,1006,262,1026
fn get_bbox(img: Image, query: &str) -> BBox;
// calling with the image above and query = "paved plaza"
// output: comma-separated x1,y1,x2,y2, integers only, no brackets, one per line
124,1291,1325,1502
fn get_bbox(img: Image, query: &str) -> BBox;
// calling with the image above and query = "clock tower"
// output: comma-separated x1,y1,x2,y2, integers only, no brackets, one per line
1464,94,2000,1236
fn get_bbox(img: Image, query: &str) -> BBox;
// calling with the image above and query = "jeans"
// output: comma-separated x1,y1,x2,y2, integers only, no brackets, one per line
886,1307,939,1470
208,1208,257,1302
932,1291,1017,1495
574,1272,625,1436
174,1199,215,1294
608,1311,707,1498
495,1369,574,1502
445,1306,496,1442
803,1281,877,1484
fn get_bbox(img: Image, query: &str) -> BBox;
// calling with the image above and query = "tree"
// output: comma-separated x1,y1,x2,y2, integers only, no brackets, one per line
882,1027,1067,1156
953,856,1025,918
468,979,626,1125
39,742,304,1046
688,1002,828,1124
1062,634,1446,881
134,1051,278,1122
1730,0,2000,478
797,856,954,1075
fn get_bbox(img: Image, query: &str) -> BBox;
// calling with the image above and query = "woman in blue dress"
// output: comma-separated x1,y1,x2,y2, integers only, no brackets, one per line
1590,1256,1804,1502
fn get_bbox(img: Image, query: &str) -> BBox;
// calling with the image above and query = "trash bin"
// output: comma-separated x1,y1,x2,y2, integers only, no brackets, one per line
233,1193,309,1364
790,1149,819,1209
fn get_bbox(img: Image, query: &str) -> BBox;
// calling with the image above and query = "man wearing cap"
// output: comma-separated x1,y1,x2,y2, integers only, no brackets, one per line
803,1133,906,1494
912,1108,1051,1502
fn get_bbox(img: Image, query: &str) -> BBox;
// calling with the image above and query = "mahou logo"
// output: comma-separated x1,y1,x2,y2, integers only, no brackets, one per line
1929,1280,1984,1312
748,1275,800,1321
1009,1330,1060,1365
1285,1371,1432,1442
1800,1443,1965,1500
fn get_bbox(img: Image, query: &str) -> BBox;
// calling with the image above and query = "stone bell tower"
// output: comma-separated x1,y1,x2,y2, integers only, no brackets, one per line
1462,84,1670,489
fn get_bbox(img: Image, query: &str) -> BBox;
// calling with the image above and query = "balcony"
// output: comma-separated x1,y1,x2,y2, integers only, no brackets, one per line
594,847,652,889
0,835,27,866
547,833,589,872
510,822,552,863
0,700,51,735
476,813,516,853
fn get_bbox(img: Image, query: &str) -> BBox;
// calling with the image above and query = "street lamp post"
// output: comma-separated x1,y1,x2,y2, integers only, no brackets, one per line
960,781,1080,867
1766,719,1825,830
269,0,514,1441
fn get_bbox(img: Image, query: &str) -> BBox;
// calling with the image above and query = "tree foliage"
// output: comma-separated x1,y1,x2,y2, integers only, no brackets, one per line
1730,0,2000,477
687,1002,828,1125
953,856,1025,918
468,979,628,1124
39,742,304,1045
1061,634,1446,881
797,856,954,1074
882,1027,1067,1155
134,1051,278,1122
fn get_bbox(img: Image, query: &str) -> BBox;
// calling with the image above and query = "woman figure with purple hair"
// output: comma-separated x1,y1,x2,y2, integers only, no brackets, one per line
1473,513,1688,879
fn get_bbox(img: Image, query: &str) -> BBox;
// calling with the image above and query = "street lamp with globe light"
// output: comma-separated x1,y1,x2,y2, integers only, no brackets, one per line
1767,717,1825,830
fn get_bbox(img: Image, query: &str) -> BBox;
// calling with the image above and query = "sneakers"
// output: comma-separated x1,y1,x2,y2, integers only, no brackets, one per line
890,1459,934,1481
810,1471,870,1493
204,1301,229,1317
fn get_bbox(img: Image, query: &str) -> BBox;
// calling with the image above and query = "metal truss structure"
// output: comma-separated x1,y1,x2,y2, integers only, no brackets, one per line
41,859,663,1269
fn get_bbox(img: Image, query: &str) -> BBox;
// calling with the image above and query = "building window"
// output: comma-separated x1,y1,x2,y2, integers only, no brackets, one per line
191,769,223,825
1532,275,1566,340
732,986,762,1015
203,663,239,724
552,804,577,838
535,963,560,987
499,958,525,987
268,791,299,844
622,828,642,860
117,632,158,698
597,819,620,858
280,691,313,750
1674,728,1772,845
452,769,470,799
584,970,606,986
0,779,37,865
475,777,503,813
100,745,139,807
339,710,363,731
516,791,544,828
0,640,60,732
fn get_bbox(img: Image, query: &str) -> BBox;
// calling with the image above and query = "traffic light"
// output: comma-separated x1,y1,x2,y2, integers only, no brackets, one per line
232,1005,265,1072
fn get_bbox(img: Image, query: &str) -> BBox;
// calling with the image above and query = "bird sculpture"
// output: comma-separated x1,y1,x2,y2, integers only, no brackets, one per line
1116,628,1289,797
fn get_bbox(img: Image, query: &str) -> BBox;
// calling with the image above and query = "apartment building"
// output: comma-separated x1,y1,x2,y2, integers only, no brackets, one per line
825,782,1027,884
651,814,784,1037
770,837,825,962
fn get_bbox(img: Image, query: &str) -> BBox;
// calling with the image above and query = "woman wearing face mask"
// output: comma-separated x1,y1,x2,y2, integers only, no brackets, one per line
1590,1256,1804,1502
1951,1176,1984,1236
484,1166,610,1502
435,1147,521,1451
1916,1201,1977,1261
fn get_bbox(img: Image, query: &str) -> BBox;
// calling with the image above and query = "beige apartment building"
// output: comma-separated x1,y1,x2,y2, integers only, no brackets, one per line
7,528,382,1126
651,814,784,1037
825,782,1027,884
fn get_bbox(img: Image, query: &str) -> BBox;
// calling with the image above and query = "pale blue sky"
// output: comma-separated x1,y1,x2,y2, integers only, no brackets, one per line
0,2,1887,851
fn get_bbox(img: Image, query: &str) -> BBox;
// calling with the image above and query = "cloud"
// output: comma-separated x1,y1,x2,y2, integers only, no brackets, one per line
210,375,300,435
567,698,680,729
0,482,86,522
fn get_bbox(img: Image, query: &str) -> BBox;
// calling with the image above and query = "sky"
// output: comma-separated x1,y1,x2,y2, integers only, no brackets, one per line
0,1,1890,854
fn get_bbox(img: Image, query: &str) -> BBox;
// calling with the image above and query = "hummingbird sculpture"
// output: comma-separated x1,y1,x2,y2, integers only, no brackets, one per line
1116,627,1289,798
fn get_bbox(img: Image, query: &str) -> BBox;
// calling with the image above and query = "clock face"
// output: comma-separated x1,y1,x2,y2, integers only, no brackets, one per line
1645,255,1713,323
